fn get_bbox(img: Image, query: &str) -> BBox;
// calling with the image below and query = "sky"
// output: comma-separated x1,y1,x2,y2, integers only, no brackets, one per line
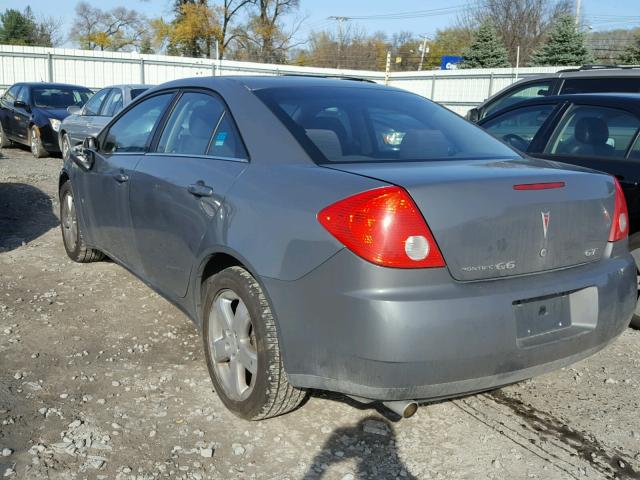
3,0,640,48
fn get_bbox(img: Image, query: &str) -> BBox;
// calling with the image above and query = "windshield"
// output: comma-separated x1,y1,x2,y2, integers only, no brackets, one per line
254,86,519,163
31,87,92,109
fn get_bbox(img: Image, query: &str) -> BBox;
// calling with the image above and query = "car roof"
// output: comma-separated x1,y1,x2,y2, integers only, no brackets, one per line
100,84,151,90
15,82,91,89
151,75,389,92
479,93,640,121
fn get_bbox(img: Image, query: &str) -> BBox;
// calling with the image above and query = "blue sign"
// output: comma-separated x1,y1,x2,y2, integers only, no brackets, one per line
441,56,462,70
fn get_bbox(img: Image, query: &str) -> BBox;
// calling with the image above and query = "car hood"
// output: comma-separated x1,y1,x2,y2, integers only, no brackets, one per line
33,108,70,121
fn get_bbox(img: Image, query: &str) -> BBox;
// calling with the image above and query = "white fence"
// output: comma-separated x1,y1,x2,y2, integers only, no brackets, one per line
0,45,570,115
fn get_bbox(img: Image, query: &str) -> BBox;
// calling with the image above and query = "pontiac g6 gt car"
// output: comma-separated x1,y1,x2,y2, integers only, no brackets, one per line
59,76,636,420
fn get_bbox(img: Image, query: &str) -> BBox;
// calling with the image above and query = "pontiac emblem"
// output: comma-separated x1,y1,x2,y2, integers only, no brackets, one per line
541,211,550,239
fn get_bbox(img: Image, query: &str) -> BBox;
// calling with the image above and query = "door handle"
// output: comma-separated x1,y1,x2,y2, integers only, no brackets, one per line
187,182,214,197
113,172,129,183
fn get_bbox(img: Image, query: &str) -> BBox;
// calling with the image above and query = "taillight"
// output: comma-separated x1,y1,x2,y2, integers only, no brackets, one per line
317,186,446,268
609,177,628,242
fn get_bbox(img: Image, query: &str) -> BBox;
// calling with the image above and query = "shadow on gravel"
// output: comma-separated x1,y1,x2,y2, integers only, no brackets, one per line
0,183,58,252
304,415,417,479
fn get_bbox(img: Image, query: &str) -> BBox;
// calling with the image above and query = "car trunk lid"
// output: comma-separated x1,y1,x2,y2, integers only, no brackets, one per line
325,158,615,281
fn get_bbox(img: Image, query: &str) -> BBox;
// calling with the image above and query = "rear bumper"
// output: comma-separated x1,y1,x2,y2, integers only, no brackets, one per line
262,241,635,401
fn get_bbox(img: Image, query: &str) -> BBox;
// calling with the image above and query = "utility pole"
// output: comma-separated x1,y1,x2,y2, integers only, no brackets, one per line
328,16,350,69
384,51,392,85
418,35,431,71
575,0,581,26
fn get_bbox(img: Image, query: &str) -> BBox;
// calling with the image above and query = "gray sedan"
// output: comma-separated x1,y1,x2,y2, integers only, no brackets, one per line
59,84,150,160
58,76,636,420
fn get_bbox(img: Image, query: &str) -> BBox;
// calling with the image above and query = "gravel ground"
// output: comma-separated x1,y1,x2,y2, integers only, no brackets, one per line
1,146,640,480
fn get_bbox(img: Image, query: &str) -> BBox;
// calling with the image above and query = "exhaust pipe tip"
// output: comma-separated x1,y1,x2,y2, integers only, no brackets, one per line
383,400,419,418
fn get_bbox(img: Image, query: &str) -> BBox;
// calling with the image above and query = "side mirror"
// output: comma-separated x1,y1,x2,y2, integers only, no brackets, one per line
67,105,82,115
466,107,480,123
14,100,31,112
71,136,99,171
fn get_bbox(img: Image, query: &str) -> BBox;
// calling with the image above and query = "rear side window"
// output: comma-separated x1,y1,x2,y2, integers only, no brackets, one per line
102,89,124,117
83,88,111,116
102,93,173,153
482,105,555,151
255,86,517,163
156,91,248,159
483,80,553,118
545,105,640,158
629,136,640,161
562,78,640,95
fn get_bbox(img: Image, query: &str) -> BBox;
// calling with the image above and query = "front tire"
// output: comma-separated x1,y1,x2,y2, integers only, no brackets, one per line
202,266,306,420
30,126,48,158
61,133,72,161
59,182,104,263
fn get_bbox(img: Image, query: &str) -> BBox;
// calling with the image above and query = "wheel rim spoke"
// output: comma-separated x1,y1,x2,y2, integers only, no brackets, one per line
215,295,236,330
237,341,257,374
232,301,251,336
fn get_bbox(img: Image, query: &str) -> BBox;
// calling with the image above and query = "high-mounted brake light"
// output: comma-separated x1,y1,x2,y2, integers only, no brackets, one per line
317,186,446,268
609,177,628,242
513,182,565,190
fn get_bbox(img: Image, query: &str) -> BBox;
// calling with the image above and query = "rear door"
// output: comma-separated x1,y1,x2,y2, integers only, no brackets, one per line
129,89,248,298
0,85,20,138
75,92,175,270
534,102,640,233
12,87,31,143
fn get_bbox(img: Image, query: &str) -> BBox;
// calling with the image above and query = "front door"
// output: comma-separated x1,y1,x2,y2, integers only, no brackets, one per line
129,90,249,298
12,87,31,143
76,92,175,270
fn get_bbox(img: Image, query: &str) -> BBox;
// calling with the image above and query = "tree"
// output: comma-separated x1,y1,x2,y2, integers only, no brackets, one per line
619,33,640,65
531,14,594,66
0,7,60,47
458,0,572,65
461,22,510,68
70,2,147,52
219,0,254,58
424,28,473,69
232,0,302,63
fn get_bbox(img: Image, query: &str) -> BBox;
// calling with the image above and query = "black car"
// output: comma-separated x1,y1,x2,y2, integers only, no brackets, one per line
467,65,640,122
478,93,640,326
0,83,93,158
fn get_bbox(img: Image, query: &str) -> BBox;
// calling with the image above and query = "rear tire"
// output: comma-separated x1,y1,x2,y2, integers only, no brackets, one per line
30,126,48,158
629,234,640,329
202,266,306,420
0,122,12,148
59,182,104,263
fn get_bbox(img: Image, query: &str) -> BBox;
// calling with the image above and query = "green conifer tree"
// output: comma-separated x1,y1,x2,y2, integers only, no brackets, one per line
531,14,594,66
461,22,510,69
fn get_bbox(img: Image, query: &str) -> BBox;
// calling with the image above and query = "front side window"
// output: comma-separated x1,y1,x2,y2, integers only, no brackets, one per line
15,87,28,104
102,93,173,153
156,91,248,159
483,81,553,118
32,87,92,109
482,105,555,151
255,86,518,163
545,105,640,158
102,89,124,117
83,88,110,116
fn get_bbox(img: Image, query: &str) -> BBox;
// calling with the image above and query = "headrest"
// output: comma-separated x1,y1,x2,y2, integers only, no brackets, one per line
399,129,450,160
575,117,609,145
305,129,343,161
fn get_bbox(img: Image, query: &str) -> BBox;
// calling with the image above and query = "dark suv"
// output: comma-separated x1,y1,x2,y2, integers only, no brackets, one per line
478,93,640,327
467,65,640,123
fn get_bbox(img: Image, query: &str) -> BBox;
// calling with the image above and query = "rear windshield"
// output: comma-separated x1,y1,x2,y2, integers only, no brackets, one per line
31,87,92,109
254,86,518,163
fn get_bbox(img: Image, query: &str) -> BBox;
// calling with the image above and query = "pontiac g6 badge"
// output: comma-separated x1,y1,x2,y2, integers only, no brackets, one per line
541,211,550,239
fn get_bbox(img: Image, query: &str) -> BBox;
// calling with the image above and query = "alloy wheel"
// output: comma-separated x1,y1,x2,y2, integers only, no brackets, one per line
207,289,257,401
61,191,78,252
62,135,71,161
31,128,40,156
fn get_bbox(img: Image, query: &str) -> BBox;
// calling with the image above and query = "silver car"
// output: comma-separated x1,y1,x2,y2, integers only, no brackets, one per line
59,84,150,160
